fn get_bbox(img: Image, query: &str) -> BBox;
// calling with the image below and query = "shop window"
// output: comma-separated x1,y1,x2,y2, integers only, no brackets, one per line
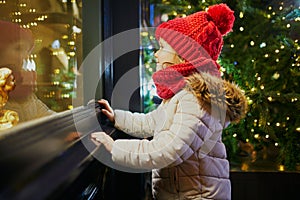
0,0,82,126
139,0,300,172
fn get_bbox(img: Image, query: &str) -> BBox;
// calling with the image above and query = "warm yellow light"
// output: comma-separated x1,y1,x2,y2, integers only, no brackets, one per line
68,52,76,56
241,163,249,171
239,12,244,18
265,134,269,139
268,97,273,101
141,32,148,37
54,69,60,74
278,165,285,171
68,41,75,45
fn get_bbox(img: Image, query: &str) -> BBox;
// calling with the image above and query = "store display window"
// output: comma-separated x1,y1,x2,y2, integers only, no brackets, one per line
0,0,82,126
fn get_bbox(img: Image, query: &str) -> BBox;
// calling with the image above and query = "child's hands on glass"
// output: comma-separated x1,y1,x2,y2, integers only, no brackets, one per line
91,132,114,153
98,99,115,124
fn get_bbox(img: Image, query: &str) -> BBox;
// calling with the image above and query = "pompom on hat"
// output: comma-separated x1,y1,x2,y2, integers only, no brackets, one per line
155,3,235,62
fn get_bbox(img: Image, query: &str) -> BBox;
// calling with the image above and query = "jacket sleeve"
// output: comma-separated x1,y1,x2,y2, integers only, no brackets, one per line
114,104,162,138
111,91,205,170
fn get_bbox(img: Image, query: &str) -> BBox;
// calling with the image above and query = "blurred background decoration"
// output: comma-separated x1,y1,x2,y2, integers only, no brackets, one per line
140,0,300,172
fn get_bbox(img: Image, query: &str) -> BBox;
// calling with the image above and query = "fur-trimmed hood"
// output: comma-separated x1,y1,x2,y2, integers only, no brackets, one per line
185,73,248,123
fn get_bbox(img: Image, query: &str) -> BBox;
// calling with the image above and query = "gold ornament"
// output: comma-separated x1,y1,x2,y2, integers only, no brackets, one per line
0,67,19,131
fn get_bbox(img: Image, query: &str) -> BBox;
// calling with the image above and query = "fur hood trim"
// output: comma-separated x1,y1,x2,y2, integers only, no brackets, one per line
185,73,248,123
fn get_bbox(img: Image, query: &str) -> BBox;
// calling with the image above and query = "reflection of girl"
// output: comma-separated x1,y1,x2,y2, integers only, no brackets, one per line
0,20,55,122
92,4,247,200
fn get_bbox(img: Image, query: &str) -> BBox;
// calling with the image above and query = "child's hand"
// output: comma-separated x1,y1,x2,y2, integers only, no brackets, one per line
91,132,114,152
98,99,115,123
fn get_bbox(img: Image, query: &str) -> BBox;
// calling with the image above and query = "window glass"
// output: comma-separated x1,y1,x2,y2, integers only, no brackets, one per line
0,0,82,127
140,0,300,172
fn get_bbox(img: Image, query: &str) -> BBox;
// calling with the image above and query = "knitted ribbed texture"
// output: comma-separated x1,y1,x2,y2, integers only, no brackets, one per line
155,3,235,62
153,4,235,99
153,58,220,99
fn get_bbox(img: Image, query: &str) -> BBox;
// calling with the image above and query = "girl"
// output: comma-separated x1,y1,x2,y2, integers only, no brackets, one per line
92,4,247,200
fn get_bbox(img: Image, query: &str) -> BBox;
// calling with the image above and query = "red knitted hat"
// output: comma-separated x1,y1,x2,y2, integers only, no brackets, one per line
153,4,235,99
155,3,235,63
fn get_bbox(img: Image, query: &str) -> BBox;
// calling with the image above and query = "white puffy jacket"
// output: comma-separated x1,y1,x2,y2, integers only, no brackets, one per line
111,73,247,200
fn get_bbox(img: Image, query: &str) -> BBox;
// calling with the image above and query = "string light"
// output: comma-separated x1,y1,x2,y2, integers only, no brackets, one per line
265,134,269,139
272,72,280,79
267,96,273,101
239,12,244,18
260,42,266,48
278,165,285,171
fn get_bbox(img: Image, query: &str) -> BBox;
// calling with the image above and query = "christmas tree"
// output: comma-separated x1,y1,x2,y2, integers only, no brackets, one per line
141,0,300,171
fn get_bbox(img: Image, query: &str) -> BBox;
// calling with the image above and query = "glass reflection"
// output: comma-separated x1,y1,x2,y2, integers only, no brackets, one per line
0,0,82,126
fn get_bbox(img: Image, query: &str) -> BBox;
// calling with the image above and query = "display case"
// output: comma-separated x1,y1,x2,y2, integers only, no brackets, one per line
0,0,83,126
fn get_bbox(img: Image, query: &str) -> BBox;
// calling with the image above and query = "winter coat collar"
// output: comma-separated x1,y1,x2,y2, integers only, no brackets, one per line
184,72,248,123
